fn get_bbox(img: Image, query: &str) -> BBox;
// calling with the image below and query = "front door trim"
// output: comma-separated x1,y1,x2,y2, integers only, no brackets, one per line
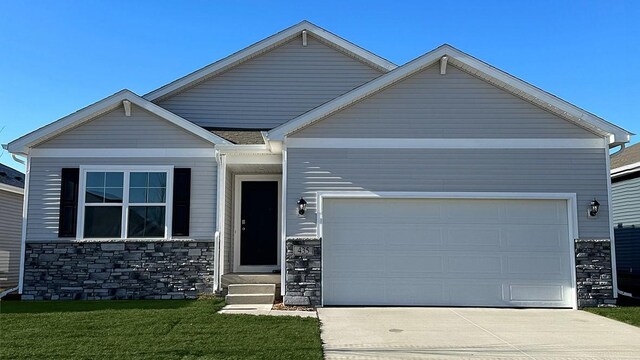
233,174,281,273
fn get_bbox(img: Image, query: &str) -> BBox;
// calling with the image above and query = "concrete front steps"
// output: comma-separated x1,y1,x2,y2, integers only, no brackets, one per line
222,274,281,305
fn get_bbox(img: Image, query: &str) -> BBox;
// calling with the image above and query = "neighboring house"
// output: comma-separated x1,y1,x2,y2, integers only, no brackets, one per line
0,163,25,290
5,21,633,308
610,143,640,295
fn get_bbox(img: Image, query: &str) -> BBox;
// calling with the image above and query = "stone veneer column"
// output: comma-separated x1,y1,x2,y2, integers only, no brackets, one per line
22,241,214,300
284,238,321,306
574,239,616,308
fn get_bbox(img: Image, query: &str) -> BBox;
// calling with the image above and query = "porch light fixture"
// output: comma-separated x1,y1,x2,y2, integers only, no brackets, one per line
588,198,600,217
297,197,307,216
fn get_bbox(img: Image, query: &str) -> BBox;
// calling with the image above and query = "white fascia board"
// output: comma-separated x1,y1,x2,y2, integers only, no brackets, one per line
214,144,270,153
611,161,640,177
7,90,230,154
0,183,24,195
269,44,632,144
143,21,396,102
285,138,606,149
225,153,282,165
29,148,216,158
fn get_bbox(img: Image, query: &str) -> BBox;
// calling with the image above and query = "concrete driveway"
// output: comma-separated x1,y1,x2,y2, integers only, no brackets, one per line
318,307,640,359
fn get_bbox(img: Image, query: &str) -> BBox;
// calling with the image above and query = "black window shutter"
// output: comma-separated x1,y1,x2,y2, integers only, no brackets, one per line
58,168,79,237
172,168,191,236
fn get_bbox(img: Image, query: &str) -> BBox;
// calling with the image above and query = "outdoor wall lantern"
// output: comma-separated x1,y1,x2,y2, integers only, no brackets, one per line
297,197,307,216
588,198,600,217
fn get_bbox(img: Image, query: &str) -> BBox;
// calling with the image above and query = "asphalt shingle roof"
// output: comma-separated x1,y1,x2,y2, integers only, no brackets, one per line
208,129,265,145
611,143,640,170
0,163,25,188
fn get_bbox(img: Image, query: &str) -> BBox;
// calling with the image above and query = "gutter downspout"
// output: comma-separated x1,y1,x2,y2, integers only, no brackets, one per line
214,150,227,293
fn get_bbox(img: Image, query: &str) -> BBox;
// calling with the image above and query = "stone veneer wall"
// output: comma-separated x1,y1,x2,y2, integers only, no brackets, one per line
284,238,321,306
23,241,213,300
575,239,615,308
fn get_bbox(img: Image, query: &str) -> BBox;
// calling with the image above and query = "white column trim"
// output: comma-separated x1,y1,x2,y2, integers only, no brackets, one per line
18,154,31,294
604,139,618,298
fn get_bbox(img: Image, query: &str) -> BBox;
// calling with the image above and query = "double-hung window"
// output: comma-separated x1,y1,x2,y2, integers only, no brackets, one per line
79,166,173,239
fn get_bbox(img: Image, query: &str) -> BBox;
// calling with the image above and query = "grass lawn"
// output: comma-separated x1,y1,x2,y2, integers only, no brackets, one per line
585,307,640,327
0,298,323,359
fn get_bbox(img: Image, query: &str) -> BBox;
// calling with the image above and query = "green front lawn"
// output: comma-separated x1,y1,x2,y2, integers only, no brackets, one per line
585,306,640,327
0,298,323,359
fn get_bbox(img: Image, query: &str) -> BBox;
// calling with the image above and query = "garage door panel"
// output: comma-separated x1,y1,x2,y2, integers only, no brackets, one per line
504,226,567,251
322,198,574,308
507,255,566,276
385,280,445,304
447,255,503,274
509,284,565,302
448,283,504,304
446,228,501,247
387,254,444,274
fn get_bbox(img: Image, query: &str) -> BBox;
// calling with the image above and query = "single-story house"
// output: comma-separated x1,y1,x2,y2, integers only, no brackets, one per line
610,143,640,296
0,163,25,290
5,21,633,308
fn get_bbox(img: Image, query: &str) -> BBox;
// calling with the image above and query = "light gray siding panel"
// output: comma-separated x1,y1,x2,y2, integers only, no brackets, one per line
612,177,640,226
292,65,598,139
37,104,212,148
158,35,383,129
26,157,216,242
287,148,610,239
0,190,23,288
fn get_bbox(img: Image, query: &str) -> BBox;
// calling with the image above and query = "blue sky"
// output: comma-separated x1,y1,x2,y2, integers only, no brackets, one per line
1,1,638,171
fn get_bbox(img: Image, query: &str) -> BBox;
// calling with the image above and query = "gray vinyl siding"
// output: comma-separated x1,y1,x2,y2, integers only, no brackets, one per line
292,64,598,139
26,157,216,242
37,104,212,148
611,177,640,227
0,189,23,288
286,148,610,239
157,34,383,129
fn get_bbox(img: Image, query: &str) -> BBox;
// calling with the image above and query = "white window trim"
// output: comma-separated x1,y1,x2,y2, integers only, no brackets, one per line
77,165,174,241
313,191,580,310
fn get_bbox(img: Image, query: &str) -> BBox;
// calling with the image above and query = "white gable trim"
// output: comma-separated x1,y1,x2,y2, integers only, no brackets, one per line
143,21,397,102
268,45,632,146
7,90,231,153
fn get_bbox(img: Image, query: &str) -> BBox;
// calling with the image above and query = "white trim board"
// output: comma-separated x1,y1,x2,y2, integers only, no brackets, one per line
314,191,580,310
29,148,216,158
604,142,619,298
0,183,24,195
232,174,282,273
611,161,640,178
17,153,31,294
286,138,607,149
269,44,632,145
143,21,396,102
6,90,231,154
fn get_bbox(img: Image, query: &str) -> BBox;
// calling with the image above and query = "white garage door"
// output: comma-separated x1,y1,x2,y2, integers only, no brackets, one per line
322,198,574,308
